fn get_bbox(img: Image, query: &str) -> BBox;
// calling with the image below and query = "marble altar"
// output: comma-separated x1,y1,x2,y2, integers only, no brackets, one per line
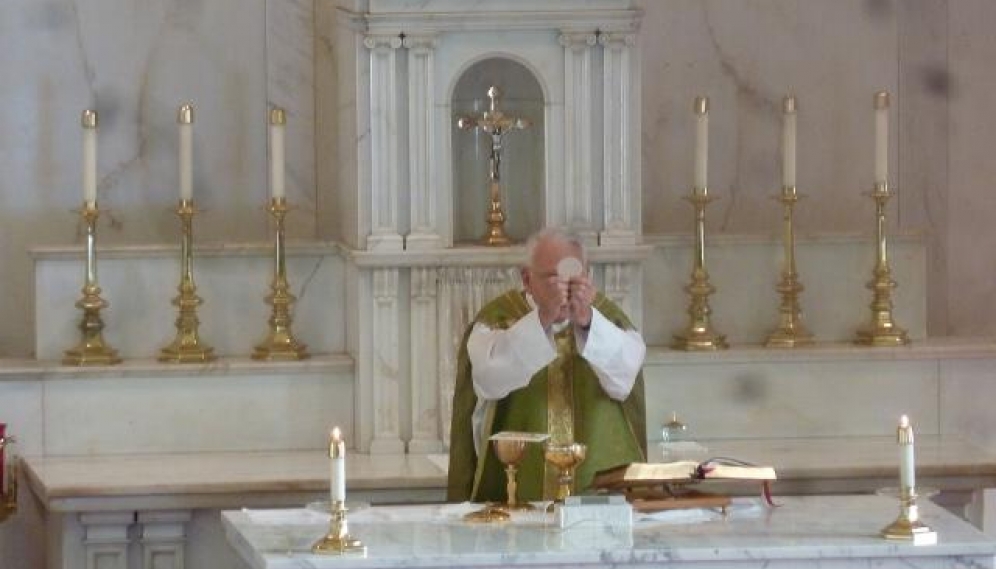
221,495,996,569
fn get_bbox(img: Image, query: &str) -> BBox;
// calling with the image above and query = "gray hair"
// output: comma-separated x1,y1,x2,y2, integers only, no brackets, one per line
523,227,588,268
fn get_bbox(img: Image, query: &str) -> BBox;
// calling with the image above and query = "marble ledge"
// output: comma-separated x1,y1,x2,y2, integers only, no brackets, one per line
29,240,345,261
645,337,996,365
0,354,353,381
642,230,925,248
363,4,640,34
22,435,996,506
23,451,446,510
347,243,652,268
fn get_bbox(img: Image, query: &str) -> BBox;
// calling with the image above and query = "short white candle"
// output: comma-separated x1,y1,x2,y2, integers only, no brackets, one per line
178,104,194,201
82,110,98,206
693,96,709,190
329,427,346,504
874,91,889,185
898,415,915,491
782,96,797,188
269,108,286,200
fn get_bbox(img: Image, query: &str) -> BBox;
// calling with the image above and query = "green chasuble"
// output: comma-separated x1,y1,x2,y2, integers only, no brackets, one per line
447,290,647,503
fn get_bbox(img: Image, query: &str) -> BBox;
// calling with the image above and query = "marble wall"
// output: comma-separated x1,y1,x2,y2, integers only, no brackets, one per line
0,1,991,347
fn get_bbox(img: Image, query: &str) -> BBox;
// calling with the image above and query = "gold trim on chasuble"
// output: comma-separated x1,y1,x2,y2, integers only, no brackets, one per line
544,328,576,499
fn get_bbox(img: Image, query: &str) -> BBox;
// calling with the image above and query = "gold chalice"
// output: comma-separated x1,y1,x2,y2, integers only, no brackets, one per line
493,438,534,511
544,442,587,504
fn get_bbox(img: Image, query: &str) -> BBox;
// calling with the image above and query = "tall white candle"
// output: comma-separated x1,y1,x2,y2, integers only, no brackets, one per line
269,107,286,200
178,104,194,201
782,96,797,188
694,96,709,190
874,91,889,185
82,110,98,206
898,414,916,491
329,427,346,504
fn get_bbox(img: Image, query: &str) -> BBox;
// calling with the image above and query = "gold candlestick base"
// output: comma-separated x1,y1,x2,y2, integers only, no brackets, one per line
160,201,216,363
483,181,511,247
854,184,910,347
881,490,936,544
312,502,366,555
64,205,121,366
253,199,309,361
673,191,728,351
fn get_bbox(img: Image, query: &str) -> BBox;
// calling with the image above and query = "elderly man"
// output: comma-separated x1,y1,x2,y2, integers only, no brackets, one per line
448,228,647,503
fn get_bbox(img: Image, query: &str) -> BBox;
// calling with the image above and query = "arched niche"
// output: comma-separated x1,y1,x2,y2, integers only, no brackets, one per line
451,57,545,245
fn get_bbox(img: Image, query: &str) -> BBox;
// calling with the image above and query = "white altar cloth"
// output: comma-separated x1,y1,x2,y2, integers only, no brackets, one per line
222,495,996,568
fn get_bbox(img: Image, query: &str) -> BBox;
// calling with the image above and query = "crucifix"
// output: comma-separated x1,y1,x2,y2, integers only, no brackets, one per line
457,86,531,246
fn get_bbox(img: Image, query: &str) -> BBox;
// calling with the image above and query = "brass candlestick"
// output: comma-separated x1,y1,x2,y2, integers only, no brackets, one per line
0,430,17,524
457,86,531,246
765,185,813,347
312,500,365,555
63,204,122,365
159,200,216,363
252,198,309,360
854,182,910,346
673,189,728,350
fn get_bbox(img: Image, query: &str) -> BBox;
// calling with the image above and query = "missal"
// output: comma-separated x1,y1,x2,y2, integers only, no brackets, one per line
592,458,776,490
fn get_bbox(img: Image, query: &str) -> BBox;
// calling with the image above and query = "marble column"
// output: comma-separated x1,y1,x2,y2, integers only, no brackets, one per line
599,33,640,246
559,32,597,242
138,510,191,569
369,268,404,454
364,34,404,251
408,267,442,453
405,35,444,250
80,512,132,569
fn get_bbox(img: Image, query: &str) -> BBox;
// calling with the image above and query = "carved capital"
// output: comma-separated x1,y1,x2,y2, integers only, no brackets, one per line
558,31,598,50
598,32,637,48
402,34,438,52
411,267,438,301
373,269,399,303
364,34,403,50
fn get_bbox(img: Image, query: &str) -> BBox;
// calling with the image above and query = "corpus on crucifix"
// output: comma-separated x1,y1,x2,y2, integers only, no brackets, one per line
457,85,531,246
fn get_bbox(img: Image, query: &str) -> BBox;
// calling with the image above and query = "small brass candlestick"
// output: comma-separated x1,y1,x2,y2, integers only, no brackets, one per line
673,188,728,350
159,200,216,362
253,198,309,360
0,431,17,524
457,86,531,247
544,442,587,505
63,204,121,365
854,182,910,347
765,185,813,347
881,418,935,543
881,488,935,543
312,500,366,555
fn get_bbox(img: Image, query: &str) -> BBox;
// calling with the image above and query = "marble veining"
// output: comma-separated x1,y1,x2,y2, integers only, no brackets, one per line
221,495,996,568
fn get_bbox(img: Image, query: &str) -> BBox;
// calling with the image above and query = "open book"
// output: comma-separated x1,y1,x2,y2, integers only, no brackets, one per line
592,458,776,490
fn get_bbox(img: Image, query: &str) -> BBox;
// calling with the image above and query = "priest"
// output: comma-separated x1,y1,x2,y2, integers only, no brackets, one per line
448,228,647,503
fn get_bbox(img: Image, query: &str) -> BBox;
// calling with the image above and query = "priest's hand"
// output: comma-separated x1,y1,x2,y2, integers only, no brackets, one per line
568,275,594,329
